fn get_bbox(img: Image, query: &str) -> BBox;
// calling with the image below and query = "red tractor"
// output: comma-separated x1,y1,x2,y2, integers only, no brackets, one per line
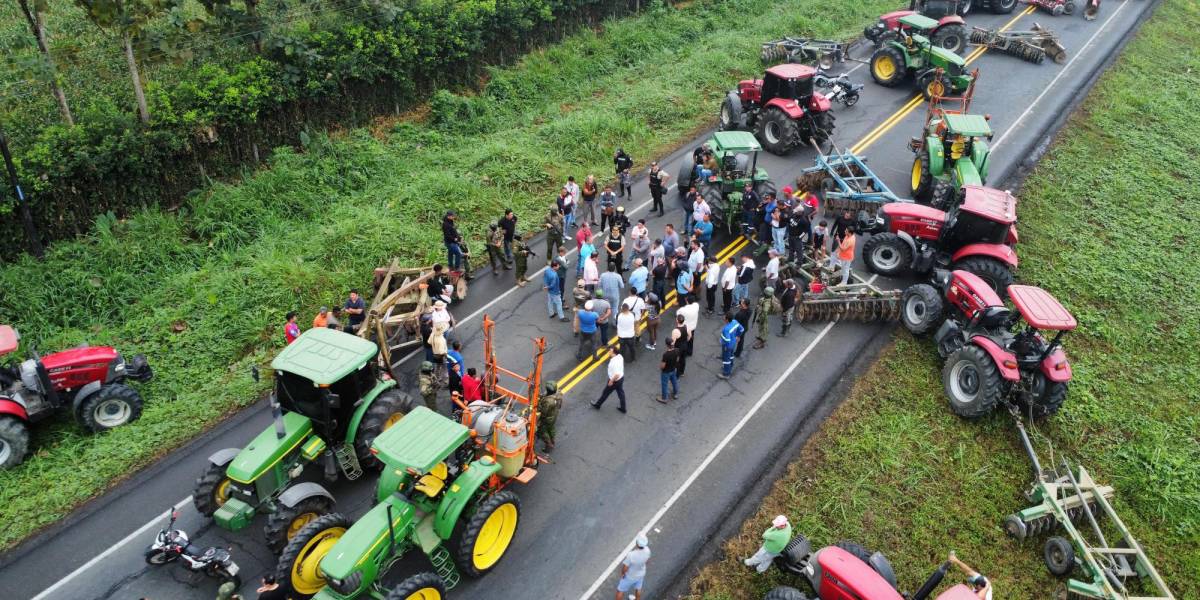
718,63,836,156
864,1,970,54
901,271,1076,419
860,185,1018,295
0,325,152,468
768,536,990,600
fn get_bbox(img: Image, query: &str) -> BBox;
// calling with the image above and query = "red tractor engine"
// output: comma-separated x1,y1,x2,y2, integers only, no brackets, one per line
719,64,836,156
0,325,152,468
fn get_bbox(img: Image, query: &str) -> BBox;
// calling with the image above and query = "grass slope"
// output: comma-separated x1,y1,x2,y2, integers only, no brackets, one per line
0,0,900,553
688,1,1200,598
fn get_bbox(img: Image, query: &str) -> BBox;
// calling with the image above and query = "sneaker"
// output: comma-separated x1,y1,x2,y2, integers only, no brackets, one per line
590,401,601,410
559,317,570,322
656,397,669,404
617,407,627,414
644,344,656,350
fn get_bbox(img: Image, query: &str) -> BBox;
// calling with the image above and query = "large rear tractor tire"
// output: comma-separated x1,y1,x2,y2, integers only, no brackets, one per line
834,540,873,564
862,233,912,276
386,572,447,600
701,184,730,233
755,107,799,155
264,495,335,554
956,0,974,15
902,284,945,335
952,257,1013,299
79,383,143,432
988,0,1018,14
765,587,811,600
0,416,30,469
278,512,352,598
193,460,235,516
942,345,1004,419
911,153,934,200
1022,374,1068,419
719,92,745,131
354,389,414,468
754,179,778,202
454,490,521,578
808,112,836,152
870,47,907,88
931,24,968,54
930,181,955,211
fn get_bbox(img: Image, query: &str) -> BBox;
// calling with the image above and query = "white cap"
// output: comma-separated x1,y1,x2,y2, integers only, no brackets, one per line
634,534,649,548
773,515,789,528
434,300,447,308
585,301,594,311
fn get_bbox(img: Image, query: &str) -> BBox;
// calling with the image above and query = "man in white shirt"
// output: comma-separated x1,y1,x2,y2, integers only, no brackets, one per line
590,346,626,413
687,240,705,275
616,534,651,600
692,195,711,231
563,177,580,230
764,249,781,294
616,303,638,362
622,287,647,322
704,256,721,315
720,256,737,314
649,239,665,271
676,295,700,357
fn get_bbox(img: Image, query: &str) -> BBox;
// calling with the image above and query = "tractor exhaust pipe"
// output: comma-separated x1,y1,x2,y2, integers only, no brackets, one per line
254,366,287,441
910,561,949,600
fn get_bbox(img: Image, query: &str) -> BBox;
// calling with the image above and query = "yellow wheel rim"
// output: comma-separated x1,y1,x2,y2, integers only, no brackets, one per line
290,526,345,594
927,80,945,98
214,479,232,506
383,412,405,430
286,512,318,539
472,503,518,570
911,157,924,190
405,588,442,600
873,55,896,80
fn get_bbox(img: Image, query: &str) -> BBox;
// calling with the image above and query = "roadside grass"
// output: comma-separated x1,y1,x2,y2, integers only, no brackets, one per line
0,0,900,552
688,0,1200,598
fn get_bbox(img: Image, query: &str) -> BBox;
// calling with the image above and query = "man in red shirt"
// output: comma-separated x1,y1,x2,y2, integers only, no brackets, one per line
284,312,301,344
461,367,484,402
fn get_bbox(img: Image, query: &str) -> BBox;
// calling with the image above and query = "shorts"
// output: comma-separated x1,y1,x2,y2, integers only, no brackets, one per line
617,575,644,593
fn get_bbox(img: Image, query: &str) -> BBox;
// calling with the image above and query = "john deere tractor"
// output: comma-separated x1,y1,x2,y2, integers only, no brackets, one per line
909,91,993,209
276,407,529,600
869,14,975,100
193,328,413,553
677,131,778,236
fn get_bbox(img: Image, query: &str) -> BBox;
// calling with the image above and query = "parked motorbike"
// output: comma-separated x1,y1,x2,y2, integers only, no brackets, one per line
814,69,863,107
145,509,241,589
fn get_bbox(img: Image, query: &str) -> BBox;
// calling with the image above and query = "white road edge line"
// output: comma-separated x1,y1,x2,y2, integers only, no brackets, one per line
31,497,194,600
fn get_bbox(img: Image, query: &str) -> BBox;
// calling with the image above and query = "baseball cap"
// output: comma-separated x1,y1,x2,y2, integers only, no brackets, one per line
773,515,789,528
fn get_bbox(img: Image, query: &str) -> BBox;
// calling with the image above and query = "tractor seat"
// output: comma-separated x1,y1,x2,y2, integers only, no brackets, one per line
973,306,1012,330
414,462,449,498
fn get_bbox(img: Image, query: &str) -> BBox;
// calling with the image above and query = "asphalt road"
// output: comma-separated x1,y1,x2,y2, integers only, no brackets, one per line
0,2,1158,599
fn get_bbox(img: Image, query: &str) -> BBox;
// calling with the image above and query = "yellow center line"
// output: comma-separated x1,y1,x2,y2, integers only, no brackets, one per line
560,6,1038,392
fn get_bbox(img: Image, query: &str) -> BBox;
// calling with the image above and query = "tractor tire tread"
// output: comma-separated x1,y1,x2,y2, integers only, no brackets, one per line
764,587,811,600
264,495,335,554
870,46,908,88
276,512,353,598
902,283,945,335
354,389,414,468
834,540,873,565
386,572,447,600
0,415,30,469
862,233,912,276
192,461,232,517
952,257,1013,299
78,383,143,432
453,490,522,578
942,345,1005,419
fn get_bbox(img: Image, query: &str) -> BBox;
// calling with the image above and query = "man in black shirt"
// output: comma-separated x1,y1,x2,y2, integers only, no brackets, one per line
830,209,856,247
788,208,811,263
658,340,681,404
740,182,760,239
344,290,366,334
648,162,669,217
733,298,752,358
614,147,633,177
779,279,798,337
498,209,518,267
442,210,464,272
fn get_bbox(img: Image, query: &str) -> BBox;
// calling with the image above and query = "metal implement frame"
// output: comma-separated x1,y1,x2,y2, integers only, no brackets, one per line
760,37,856,67
969,24,1067,64
796,138,905,212
788,251,903,322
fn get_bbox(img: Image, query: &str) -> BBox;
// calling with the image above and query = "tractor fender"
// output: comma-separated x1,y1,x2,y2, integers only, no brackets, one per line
926,136,945,177
808,94,832,113
968,337,1020,381
973,140,990,182
936,15,967,26
207,447,241,467
764,97,805,119
343,378,398,445
278,481,335,508
434,457,502,540
1040,347,1073,383
70,380,104,417
0,397,28,420
895,231,920,260
954,157,984,187
951,243,1018,268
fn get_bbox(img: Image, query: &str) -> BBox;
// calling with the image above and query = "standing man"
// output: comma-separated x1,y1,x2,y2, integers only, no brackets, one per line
512,234,534,287
442,210,464,272
720,256,737,314
581,174,599,226
555,252,569,299
538,382,563,451
658,340,680,403
651,253,668,301
544,266,566,321
615,534,650,600
600,268,624,308
614,148,633,179
628,258,649,297
830,208,856,252
682,185,700,234
740,181,760,238
734,298,752,359
788,205,811,263
418,361,438,412
498,209,518,267
662,224,680,260
831,225,857,285
687,239,705,275
694,213,714,256
604,226,626,273
446,341,465,397
592,293,613,344
675,265,693,299
648,162,669,216
630,224,651,269
544,207,565,262
671,315,689,377
572,280,592,336
591,346,626,413
718,312,745,380
704,255,721,316
599,184,617,231
678,294,700,357
733,254,756,306
644,290,663,350
743,515,792,574
616,302,638,362
564,177,581,230
462,368,483,402
691,192,712,241
284,312,301,344
752,288,778,349
487,223,506,274
583,253,601,293
577,301,599,361
344,290,366,334
763,248,781,293
648,238,665,271
779,279,798,337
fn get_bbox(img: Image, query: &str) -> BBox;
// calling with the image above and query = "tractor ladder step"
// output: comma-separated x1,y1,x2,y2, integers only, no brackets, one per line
427,545,461,589
333,443,362,481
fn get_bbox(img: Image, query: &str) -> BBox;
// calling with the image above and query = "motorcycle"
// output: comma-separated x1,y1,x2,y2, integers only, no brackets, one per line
814,69,863,107
145,509,241,589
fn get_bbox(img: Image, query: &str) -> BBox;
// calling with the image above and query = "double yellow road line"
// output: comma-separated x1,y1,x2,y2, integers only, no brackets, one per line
558,5,1036,393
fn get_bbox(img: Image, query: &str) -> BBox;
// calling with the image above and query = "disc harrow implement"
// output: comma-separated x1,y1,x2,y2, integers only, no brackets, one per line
796,139,906,213
970,23,1067,65
786,255,902,323
761,37,852,69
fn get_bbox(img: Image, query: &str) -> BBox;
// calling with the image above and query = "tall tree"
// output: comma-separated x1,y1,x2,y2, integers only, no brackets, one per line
15,0,74,126
74,0,162,124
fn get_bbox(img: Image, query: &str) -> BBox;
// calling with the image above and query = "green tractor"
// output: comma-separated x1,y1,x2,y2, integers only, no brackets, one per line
869,14,975,100
193,328,414,553
677,131,778,237
276,407,530,600
908,89,993,208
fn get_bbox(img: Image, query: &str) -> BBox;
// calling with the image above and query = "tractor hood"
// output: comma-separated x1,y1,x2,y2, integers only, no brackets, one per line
931,45,966,66
226,411,313,483
40,345,119,371
320,498,418,581
0,326,18,356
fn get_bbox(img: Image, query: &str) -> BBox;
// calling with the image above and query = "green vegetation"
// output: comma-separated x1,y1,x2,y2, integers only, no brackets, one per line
688,1,1200,598
0,0,899,552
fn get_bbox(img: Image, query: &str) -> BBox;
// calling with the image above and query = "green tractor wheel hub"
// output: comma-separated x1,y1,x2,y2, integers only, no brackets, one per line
214,497,256,531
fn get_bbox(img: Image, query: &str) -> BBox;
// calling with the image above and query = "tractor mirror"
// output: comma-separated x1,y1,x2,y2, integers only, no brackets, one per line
325,391,342,409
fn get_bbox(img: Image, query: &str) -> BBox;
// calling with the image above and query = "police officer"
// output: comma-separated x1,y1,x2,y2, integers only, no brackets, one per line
513,233,535,287
648,161,670,217
538,381,564,451
752,288,779,349
419,361,438,412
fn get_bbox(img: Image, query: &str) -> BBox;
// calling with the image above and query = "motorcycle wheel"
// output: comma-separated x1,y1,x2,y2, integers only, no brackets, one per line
843,91,860,107
144,548,175,565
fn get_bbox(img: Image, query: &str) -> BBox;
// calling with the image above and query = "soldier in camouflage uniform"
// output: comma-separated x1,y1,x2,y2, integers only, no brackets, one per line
418,361,438,412
487,223,506,275
538,381,564,451
544,208,565,263
752,287,779,349
513,234,535,287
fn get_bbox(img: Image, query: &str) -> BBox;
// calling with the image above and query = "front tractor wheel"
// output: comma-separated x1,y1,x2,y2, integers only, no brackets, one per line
918,70,954,101
0,416,31,469
193,460,235,516
455,490,521,578
765,587,811,600
386,572,447,600
278,512,352,598
754,107,799,155
354,389,414,469
870,47,907,87
931,24,967,54
902,284,945,335
952,257,1014,299
942,345,1005,419
78,383,144,432
264,495,335,554
719,92,744,131
862,233,912,276
911,153,934,200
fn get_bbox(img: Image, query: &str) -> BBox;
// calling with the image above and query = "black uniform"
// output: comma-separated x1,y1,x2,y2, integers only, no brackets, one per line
733,305,751,358
648,168,667,216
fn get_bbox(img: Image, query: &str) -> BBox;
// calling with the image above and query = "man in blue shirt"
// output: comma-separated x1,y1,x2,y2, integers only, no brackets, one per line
717,312,744,379
576,301,599,361
676,267,693,297
544,268,566,321
693,214,714,257
628,258,649,296
446,341,466,394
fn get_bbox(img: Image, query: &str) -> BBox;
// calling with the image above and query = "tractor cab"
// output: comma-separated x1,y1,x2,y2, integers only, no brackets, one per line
940,185,1016,249
704,131,766,190
371,406,472,504
898,13,939,45
761,63,817,104
271,328,382,443
934,113,992,163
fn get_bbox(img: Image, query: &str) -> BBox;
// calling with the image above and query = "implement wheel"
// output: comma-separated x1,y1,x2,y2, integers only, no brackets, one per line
1044,536,1075,576
386,572,447,600
193,460,235,516
870,47,907,88
277,512,351,597
454,490,521,577
902,284,944,335
942,345,1004,419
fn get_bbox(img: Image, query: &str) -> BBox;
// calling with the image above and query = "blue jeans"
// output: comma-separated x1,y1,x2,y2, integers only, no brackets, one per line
660,370,678,400
683,214,695,238
733,283,749,305
772,227,787,255
564,209,575,230
547,294,564,318
721,346,735,376
446,243,463,269
504,239,513,261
